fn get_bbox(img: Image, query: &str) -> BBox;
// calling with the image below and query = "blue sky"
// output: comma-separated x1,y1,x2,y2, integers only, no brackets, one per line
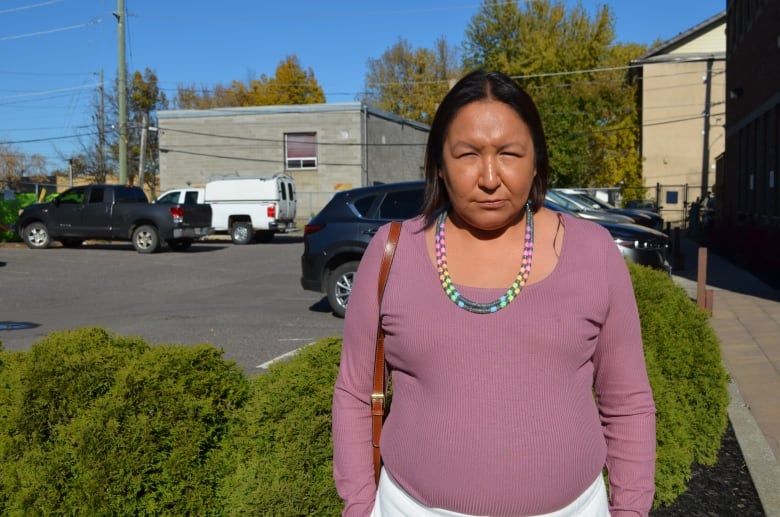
1,0,725,173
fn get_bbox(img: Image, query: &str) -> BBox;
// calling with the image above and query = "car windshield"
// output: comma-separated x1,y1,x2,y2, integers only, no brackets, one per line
546,190,589,211
567,192,615,210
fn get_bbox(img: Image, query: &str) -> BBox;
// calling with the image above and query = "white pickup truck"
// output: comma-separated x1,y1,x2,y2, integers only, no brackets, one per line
157,175,297,244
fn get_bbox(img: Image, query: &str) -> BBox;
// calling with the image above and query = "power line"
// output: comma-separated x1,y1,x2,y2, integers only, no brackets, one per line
0,0,64,15
0,17,103,42
129,4,490,24
1,130,97,144
0,83,100,102
153,66,725,102
0,70,95,77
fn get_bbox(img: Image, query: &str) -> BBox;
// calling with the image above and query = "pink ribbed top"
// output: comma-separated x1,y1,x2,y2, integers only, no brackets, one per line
332,213,656,517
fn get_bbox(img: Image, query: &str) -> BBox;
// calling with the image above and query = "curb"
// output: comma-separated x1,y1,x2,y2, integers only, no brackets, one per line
728,381,780,517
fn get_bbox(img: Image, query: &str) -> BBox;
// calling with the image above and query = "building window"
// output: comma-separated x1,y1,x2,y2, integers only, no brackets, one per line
285,133,317,169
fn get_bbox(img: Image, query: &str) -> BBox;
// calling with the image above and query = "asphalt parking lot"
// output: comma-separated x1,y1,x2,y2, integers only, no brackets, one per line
0,235,346,376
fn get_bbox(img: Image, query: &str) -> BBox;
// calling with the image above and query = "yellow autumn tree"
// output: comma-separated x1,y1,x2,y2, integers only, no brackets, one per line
175,55,324,108
245,55,325,105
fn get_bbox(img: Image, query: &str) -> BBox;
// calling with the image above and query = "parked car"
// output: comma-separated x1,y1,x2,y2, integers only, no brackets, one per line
300,181,424,317
554,188,663,230
545,189,635,224
543,199,670,273
302,181,670,317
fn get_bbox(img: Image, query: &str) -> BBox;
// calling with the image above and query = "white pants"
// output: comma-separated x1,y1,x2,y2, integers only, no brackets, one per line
371,468,609,517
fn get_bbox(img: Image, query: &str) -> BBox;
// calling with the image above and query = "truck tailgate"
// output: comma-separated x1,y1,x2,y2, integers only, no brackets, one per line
180,204,213,228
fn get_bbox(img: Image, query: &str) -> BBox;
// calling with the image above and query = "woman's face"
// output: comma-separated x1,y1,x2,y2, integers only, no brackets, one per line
439,99,536,232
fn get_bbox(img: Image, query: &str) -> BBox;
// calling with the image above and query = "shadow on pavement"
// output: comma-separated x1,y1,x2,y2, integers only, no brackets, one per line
671,233,780,303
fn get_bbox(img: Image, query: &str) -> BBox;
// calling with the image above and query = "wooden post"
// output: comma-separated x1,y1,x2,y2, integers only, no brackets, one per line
697,247,713,315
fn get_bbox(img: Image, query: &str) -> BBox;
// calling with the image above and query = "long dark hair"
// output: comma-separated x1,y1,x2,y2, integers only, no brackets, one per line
421,70,549,224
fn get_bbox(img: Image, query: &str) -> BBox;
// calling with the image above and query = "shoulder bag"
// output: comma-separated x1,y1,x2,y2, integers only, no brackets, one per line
371,221,402,486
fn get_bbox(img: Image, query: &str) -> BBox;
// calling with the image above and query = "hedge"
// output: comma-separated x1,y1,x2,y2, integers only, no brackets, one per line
0,328,250,516
0,264,729,514
628,262,729,506
0,193,50,242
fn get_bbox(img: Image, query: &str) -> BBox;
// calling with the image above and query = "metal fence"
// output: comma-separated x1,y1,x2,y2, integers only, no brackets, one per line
3,181,58,200
622,183,712,230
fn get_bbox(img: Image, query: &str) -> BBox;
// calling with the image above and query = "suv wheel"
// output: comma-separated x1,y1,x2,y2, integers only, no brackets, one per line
327,261,359,318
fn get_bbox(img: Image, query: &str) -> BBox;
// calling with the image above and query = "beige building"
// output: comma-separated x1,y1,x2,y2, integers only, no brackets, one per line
632,12,726,223
156,102,429,218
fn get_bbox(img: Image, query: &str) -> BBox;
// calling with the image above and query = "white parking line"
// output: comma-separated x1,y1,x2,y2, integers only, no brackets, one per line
256,340,316,369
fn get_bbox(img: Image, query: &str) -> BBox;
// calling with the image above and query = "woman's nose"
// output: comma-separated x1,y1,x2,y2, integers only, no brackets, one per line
478,155,501,190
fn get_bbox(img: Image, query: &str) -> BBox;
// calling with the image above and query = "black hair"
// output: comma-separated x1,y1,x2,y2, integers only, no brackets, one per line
421,70,549,224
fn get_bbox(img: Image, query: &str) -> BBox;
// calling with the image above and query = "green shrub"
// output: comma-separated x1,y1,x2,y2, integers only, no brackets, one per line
628,263,730,508
0,193,41,242
0,328,150,514
0,329,250,516
217,336,343,516
15,328,149,443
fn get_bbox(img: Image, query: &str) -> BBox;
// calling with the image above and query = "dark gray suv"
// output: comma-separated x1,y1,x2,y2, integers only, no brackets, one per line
301,181,669,317
300,181,425,317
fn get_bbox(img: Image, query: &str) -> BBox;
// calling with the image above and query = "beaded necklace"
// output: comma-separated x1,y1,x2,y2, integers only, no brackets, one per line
434,201,534,314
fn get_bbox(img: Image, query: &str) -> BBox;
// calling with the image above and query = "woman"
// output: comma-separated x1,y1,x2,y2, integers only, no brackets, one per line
332,70,656,517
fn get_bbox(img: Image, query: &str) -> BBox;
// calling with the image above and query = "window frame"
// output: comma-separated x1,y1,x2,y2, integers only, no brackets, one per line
284,132,318,170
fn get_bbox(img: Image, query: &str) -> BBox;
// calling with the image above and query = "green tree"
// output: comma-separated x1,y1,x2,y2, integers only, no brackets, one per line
586,43,645,191
363,37,460,124
462,0,646,188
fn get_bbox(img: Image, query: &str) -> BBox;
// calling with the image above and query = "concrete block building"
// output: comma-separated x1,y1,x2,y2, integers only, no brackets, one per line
156,102,429,217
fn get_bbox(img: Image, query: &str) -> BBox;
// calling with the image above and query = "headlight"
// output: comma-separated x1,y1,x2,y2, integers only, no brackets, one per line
614,238,668,250
614,238,639,249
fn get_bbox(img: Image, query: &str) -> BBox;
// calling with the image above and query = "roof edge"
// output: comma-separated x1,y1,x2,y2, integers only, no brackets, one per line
633,11,726,63
157,102,430,131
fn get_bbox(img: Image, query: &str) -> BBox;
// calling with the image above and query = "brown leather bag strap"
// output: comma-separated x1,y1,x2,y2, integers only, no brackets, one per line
371,221,401,486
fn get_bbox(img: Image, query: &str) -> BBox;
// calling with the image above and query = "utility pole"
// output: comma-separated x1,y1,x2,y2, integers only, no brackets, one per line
700,57,713,200
98,69,106,180
114,0,127,185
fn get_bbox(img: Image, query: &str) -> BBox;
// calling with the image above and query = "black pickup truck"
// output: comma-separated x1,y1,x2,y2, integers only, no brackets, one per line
15,184,213,253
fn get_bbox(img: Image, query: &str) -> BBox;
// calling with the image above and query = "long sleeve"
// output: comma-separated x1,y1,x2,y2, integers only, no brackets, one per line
332,224,391,517
593,243,657,516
